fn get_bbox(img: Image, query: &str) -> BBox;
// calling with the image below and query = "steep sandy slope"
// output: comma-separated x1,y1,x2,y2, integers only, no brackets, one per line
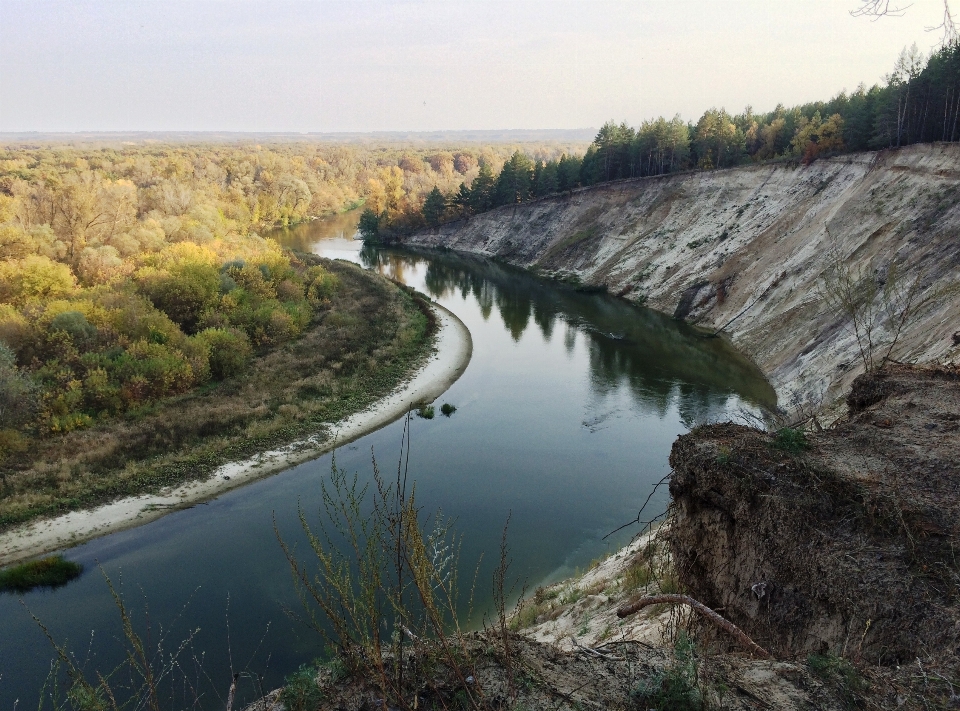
404,144,960,411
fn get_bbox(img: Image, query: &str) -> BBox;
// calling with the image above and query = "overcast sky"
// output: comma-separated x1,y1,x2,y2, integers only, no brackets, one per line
0,0,950,133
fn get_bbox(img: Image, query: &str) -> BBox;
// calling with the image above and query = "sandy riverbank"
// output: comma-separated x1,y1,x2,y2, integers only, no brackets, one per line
0,303,472,566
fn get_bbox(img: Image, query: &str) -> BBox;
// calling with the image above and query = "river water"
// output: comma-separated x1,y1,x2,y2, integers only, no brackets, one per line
0,212,775,708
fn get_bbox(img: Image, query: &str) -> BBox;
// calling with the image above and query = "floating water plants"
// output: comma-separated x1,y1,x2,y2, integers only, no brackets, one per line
0,555,83,594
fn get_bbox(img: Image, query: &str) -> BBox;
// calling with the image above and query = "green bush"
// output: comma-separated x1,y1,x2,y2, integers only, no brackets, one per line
0,342,38,427
278,664,325,711
306,266,339,303
771,427,810,455
112,340,195,399
140,262,220,333
631,633,702,710
808,653,868,709
49,310,97,349
416,404,435,419
440,402,457,416
195,327,252,381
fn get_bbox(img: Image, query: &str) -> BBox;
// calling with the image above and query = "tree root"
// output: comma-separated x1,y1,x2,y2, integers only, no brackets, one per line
616,594,772,659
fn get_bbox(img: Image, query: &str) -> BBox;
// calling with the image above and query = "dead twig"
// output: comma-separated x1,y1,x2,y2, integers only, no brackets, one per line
616,594,771,659
603,473,671,540
570,637,618,661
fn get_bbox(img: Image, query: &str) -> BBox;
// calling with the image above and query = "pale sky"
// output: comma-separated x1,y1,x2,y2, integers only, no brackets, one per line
0,0,950,133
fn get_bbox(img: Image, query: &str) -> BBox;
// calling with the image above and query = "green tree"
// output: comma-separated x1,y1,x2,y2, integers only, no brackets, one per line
422,186,447,226
469,163,496,213
358,208,381,242
533,160,559,197
557,154,582,191
452,182,472,216
494,151,534,206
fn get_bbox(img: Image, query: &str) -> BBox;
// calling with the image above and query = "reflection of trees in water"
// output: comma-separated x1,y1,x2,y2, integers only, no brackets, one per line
533,302,555,342
497,289,531,342
365,247,777,414
273,210,362,251
584,326,762,424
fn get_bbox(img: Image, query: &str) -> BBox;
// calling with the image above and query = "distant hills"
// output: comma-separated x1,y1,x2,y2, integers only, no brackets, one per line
0,129,597,146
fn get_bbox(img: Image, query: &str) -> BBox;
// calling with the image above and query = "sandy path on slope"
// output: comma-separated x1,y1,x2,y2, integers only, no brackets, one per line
0,303,472,566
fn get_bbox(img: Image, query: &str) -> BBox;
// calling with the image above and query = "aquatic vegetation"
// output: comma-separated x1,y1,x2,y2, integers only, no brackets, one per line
0,555,82,593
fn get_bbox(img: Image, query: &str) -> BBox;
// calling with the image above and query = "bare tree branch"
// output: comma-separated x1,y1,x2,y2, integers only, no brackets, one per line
851,0,913,19
852,0,957,45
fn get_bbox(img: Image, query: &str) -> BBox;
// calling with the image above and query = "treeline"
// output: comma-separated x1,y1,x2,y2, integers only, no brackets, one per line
361,41,960,238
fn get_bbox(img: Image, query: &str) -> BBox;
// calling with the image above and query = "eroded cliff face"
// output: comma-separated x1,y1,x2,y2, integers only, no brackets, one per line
404,144,960,410
667,365,960,675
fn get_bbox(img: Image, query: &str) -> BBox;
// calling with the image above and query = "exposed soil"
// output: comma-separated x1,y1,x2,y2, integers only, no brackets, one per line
668,364,960,707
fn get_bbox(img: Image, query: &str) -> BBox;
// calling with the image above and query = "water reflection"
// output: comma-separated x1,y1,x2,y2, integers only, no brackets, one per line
363,247,776,426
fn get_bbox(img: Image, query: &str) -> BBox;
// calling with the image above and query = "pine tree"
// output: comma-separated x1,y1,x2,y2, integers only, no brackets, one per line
422,187,447,226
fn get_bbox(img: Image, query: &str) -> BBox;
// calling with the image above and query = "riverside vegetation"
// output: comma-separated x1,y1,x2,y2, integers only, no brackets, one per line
0,140,475,530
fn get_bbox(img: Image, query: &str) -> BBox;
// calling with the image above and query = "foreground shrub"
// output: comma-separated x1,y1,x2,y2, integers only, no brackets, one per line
631,633,703,710
278,664,326,711
0,342,38,427
771,427,809,455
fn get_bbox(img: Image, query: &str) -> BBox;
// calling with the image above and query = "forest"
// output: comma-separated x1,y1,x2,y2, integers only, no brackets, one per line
362,40,960,238
0,141,581,463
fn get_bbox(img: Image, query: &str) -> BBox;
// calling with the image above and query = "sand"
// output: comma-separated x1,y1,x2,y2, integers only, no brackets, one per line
0,303,472,566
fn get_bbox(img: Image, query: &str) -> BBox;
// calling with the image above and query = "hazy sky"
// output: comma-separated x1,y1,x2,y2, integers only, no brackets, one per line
0,0,950,133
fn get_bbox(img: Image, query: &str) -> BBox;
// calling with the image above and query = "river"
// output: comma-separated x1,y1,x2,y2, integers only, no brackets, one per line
0,211,775,708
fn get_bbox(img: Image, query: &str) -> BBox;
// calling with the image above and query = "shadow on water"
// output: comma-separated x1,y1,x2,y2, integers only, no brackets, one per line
363,245,777,424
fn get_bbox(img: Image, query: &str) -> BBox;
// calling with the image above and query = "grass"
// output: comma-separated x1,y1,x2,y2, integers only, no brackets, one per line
278,664,326,711
0,258,436,532
623,558,655,591
715,444,733,464
0,555,82,593
631,633,703,711
417,404,436,419
808,653,869,710
537,226,599,265
440,403,457,416
771,427,810,455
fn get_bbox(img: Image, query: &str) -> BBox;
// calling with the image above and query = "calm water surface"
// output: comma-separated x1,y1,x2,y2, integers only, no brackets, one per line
0,212,775,707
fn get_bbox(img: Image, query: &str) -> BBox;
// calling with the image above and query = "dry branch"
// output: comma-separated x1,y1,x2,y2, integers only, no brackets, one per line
616,594,772,659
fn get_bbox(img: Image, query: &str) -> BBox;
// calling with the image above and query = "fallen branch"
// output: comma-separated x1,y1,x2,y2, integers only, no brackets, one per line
571,636,618,660
616,594,771,659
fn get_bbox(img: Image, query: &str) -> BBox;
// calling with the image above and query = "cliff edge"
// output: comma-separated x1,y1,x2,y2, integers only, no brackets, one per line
404,144,960,411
